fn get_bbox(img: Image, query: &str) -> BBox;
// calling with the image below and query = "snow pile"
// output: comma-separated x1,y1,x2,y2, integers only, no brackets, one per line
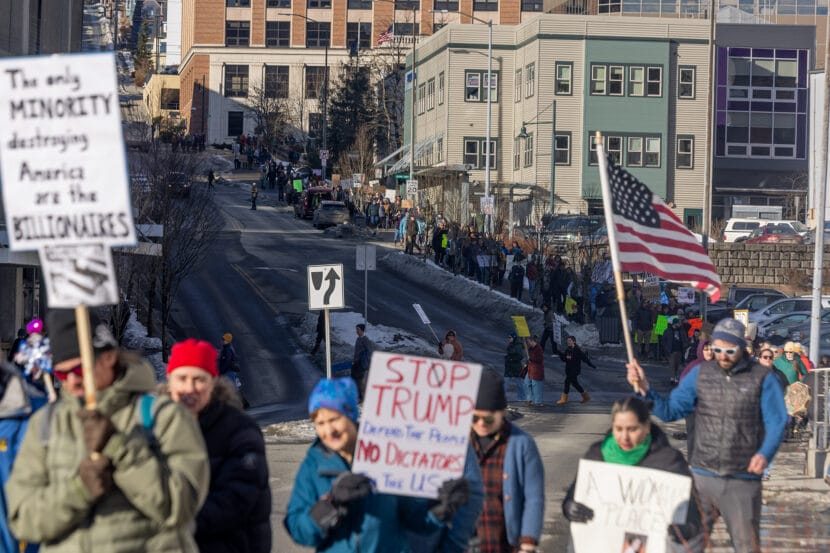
202,154,235,173
565,323,601,349
380,252,543,328
323,224,373,240
120,310,166,379
264,419,317,442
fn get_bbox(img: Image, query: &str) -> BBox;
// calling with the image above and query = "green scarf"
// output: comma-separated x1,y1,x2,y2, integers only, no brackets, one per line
600,433,652,466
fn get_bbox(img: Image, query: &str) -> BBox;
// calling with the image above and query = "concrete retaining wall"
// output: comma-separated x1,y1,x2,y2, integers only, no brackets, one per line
709,243,830,291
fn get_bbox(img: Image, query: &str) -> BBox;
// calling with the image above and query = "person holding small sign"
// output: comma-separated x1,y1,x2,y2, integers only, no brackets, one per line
285,378,474,553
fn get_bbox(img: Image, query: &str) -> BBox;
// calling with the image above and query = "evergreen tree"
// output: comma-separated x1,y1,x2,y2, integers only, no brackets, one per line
326,64,377,165
133,22,153,85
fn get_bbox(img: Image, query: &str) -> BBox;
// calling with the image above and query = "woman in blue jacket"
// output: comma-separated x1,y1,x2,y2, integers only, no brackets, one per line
285,378,477,553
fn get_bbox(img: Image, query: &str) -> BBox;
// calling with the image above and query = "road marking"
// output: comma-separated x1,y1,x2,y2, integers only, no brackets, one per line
231,263,274,307
252,267,299,272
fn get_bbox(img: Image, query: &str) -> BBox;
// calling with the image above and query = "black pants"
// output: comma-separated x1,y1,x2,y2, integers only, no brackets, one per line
405,234,417,254
540,328,557,354
251,197,257,210
509,280,523,300
564,371,584,394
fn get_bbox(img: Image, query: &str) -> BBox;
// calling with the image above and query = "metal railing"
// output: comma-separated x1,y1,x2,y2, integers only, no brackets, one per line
811,367,830,450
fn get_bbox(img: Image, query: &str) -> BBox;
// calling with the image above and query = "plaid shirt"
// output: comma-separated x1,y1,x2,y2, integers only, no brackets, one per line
471,421,512,553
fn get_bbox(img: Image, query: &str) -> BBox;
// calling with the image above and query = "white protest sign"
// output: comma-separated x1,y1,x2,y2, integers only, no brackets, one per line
384,189,397,202
39,243,118,307
644,274,660,288
352,352,482,498
0,53,136,251
412,303,431,325
677,287,695,304
571,460,691,553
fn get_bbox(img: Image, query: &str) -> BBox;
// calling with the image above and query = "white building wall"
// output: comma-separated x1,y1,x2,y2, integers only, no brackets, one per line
165,0,182,66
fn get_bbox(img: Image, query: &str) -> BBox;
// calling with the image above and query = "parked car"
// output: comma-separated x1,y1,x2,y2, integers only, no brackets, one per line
782,309,830,343
743,223,803,244
167,171,191,198
723,218,767,243
292,165,314,181
312,201,350,228
546,215,603,251
706,291,789,323
294,186,335,219
757,311,814,339
750,296,830,326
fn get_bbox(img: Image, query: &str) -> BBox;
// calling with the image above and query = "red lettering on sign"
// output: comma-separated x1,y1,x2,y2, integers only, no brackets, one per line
371,384,393,416
391,386,412,420
450,364,471,390
426,362,447,388
357,439,381,462
384,356,405,383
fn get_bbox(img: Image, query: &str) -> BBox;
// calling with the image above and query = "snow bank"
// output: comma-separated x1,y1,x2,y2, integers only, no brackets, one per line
264,419,317,441
203,154,235,173
121,310,166,380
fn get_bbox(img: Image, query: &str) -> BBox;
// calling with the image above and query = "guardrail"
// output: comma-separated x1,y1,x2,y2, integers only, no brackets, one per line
812,367,830,450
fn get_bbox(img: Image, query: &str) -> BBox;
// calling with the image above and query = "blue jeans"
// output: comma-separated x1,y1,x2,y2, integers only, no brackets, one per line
504,377,526,401
525,376,543,404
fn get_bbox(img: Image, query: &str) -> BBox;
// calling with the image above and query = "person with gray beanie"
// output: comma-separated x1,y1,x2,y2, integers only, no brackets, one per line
627,317,788,553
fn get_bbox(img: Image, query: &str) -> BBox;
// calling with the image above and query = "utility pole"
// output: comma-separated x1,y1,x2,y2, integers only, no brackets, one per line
322,40,329,178
484,20,493,235
699,0,717,320
408,7,416,187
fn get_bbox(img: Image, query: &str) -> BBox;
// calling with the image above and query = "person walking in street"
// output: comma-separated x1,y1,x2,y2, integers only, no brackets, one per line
250,182,259,210
218,333,238,376
432,221,448,265
508,261,525,301
555,335,595,405
351,324,373,399
627,318,788,553
504,333,526,402
405,214,419,255
539,304,557,355
524,336,544,407
311,311,326,355
562,396,704,551
207,169,215,189
469,371,544,553
284,378,476,553
663,317,689,385
439,330,464,361
6,309,210,552
166,339,271,553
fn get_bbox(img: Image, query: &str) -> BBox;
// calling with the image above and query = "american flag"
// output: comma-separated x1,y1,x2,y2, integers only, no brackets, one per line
599,153,722,302
376,27,394,45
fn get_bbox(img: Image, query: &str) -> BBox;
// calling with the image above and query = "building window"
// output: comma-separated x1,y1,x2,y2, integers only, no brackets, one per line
523,133,534,167
474,0,498,10
266,0,291,6
609,65,624,95
647,67,662,96
228,111,244,136
427,78,435,110
437,137,443,162
309,113,323,139
393,22,419,36
513,138,521,170
465,71,498,102
305,66,328,99
554,133,571,165
521,0,543,10
555,62,572,95
589,134,599,165
607,135,622,163
598,0,621,12
417,83,426,114
227,0,250,6
264,65,289,99
306,22,330,47
347,0,372,8
678,66,695,99
434,1,459,9
346,22,371,50
464,138,497,168
265,21,290,47
627,137,642,166
396,0,419,8
308,0,332,7
590,65,606,95
438,72,444,105
677,136,694,169
224,65,249,97
515,68,522,101
525,63,535,98
625,136,643,167
645,137,661,166
225,21,250,47
629,66,644,96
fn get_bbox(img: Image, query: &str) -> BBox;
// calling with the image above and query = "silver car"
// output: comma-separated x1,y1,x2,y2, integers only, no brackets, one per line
313,201,350,229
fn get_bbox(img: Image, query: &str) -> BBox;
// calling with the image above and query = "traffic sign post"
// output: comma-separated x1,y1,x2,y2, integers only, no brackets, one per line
406,179,418,198
356,245,376,325
480,195,495,216
308,264,345,377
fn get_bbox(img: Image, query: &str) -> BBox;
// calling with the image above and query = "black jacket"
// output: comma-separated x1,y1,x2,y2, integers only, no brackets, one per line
196,382,272,553
558,345,595,375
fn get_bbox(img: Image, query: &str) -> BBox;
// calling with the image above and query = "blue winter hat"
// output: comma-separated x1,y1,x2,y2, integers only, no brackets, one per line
711,318,746,350
308,377,359,425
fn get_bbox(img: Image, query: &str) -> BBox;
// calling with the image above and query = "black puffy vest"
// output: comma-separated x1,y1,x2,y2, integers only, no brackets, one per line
691,357,770,476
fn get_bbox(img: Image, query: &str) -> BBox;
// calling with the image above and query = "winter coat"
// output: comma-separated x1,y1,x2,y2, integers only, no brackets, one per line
193,380,271,553
527,344,544,381
509,264,525,283
564,425,702,540
284,439,443,552
660,325,689,356
504,341,525,378
773,355,806,385
6,353,210,553
635,304,655,332
558,345,595,377
219,343,238,375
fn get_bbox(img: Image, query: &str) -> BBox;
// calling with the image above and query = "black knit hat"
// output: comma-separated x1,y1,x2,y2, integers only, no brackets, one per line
46,309,117,365
476,370,507,411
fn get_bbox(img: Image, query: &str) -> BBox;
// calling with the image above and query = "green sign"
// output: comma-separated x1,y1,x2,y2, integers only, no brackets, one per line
293,179,303,192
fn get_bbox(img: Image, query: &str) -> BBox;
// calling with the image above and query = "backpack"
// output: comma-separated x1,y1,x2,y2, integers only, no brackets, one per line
40,393,157,447
406,218,418,235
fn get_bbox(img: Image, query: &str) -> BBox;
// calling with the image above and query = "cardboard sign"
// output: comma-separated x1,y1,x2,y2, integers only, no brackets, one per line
292,179,303,192
352,352,482,498
39,243,118,307
571,460,691,553
733,309,749,328
511,316,531,338
677,287,695,304
401,200,414,209
0,53,136,251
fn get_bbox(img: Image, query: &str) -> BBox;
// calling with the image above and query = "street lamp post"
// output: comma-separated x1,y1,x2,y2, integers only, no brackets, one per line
430,10,493,234
518,100,557,216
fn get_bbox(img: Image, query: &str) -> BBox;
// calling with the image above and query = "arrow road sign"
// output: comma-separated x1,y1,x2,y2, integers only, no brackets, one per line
308,264,345,310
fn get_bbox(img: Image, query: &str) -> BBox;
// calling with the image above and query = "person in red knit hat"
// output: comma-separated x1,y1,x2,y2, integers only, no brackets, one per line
167,338,272,553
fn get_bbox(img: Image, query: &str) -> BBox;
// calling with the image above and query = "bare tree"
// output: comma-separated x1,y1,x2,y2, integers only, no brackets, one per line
247,81,289,152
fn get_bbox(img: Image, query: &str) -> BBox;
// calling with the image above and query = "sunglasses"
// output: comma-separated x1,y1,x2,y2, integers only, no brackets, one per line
54,364,83,381
712,346,738,356
472,414,496,425
785,351,795,355
760,355,774,360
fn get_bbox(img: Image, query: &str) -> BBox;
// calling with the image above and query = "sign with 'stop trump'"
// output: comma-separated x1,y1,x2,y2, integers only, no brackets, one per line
352,352,482,498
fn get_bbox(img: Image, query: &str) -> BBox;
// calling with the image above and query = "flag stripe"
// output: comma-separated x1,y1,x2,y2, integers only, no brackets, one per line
614,219,713,261
615,246,722,282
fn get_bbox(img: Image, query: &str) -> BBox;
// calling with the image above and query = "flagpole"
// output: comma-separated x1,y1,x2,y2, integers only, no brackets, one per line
595,131,637,372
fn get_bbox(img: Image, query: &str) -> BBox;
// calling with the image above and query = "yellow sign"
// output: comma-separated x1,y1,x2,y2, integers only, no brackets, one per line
511,316,531,338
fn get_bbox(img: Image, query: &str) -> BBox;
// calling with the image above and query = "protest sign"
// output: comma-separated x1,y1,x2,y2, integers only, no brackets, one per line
39,243,118,307
733,309,749,328
571,460,691,553
293,179,303,192
676,287,695,304
352,352,482,498
0,53,136,251
511,316,530,338
385,189,397,202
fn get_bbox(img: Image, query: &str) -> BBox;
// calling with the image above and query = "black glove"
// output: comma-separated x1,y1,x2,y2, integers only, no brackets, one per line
78,409,116,453
78,455,114,501
429,478,470,522
330,472,373,505
668,522,698,543
310,499,346,532
562,499,594,523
